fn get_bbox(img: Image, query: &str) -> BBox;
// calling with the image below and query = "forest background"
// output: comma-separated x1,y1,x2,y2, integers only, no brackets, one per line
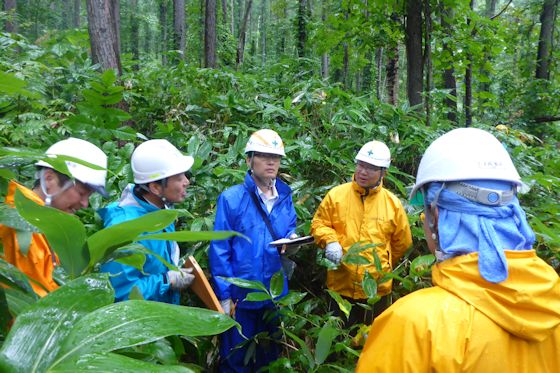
0,0,559,371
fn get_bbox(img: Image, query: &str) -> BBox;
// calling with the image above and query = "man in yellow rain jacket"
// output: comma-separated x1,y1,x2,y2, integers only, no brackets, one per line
0,138,108,297
357,128,560,372
311,141,412,325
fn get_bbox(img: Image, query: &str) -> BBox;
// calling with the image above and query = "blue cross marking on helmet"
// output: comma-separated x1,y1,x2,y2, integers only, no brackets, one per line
368,150,373,156
272,140,278,147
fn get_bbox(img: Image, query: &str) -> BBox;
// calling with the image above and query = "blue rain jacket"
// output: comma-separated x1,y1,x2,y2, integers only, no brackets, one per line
209,172,297,310
99,184,179,304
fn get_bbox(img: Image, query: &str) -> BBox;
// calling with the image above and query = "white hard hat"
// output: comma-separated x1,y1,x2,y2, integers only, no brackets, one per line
131,139,194,184
245,129,286,156
355,141,391,168
36,137,108,196
409,127,521,203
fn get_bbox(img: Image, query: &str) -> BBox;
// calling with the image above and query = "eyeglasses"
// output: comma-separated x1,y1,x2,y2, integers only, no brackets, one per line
356,161,382,173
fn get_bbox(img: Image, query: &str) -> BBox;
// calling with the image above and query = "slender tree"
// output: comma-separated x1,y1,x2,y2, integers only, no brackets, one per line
536,0,558,80
441,4,457,124
321,0,329,79
424,0,432,125
73,0,80,27
221,0,228,27
236,0,252,67
465,0,474,127
86,0,121,74
130,0,140,64
296,0,307,57
160,0,169,65
405,0,423,108
205,0,217,67
173,0,186,59
4,0,17,33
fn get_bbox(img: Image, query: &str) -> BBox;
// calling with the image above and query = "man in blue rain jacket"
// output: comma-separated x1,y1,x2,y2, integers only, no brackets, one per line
209,129,297,373
100,139,195,303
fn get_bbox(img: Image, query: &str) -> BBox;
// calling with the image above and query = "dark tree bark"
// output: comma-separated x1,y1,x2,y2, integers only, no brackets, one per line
406,0,423,108
173,0,186,59
296,0,307,57
362,0,372,93
4,0,17,33
375,47,383,100
320,0,329,78
441,4,457,124
386,44,399,105
130,0,140,64
465,0,474,127
536,0,558,79
479,0,497,96
160,0,168,65
424,0,432,125
111,0,121,58
260,0,266,65
342,4,349,88
86,0,122,75
236,0,252,67
73,0,81,27
205,0,217,67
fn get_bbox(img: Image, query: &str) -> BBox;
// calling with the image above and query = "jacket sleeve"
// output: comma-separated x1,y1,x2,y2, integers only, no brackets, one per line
390,199,413,266
101,240,171,302
310,192,339,248
208,193,234,300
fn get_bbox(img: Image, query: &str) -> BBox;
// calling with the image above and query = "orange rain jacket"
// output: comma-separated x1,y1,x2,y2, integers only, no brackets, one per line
0,180,59,296
311,179,412,299
356,251,560,373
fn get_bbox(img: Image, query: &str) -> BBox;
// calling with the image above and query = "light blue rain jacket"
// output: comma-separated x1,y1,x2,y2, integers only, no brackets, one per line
209,172,297,310
99,184,179,304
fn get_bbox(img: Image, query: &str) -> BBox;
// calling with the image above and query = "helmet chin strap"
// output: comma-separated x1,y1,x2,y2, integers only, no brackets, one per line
422,184,445,260
39,169,74,207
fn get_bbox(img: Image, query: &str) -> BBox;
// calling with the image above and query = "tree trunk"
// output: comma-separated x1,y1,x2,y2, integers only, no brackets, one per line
86,0,122,75
465,0,474,127
160,0,168,65
441,4,457,124
260,0,266,65
236,0,252,67
479,0,496,96
230,0,235,34
205,0,217,67
73,0,81,27
111,0,121,59
342,4,349,88
4,0,17,33
424,0,432,126
130,0,140,65
296,0,307,57
375,47,383,100
321,0,329,79
173,0,186,59
536,0,558,79
386,44,399,105
62,0,72,29
405,0,423,108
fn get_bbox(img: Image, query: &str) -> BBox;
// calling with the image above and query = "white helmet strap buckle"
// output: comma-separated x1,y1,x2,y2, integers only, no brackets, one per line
446,181,514,206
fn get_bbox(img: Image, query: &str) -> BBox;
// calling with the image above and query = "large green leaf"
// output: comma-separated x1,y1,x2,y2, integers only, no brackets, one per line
277,291,307,307
0,258,38,296
269,270,284,299
87,209,180,266
51,301,238,368
314,323,339,365
142,230,248,243
49,352,195,372
221,277,268,292
14,189,88,278
0,274,114,373
0,287,10,339
409,254,435,277
4,288,37,316
326,290,351,319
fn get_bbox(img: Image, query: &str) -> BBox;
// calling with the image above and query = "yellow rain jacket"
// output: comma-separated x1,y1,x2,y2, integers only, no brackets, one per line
311,179,412,299
356,251,560,373
0,180,59,296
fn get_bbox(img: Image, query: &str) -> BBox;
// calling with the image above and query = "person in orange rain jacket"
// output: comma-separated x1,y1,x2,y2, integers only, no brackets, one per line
0,138,108,297
311,140,412,327
356,128,560,372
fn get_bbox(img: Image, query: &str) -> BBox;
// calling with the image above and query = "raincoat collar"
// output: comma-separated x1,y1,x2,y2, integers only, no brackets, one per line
432,250,560,342
351,175,383,197
6,180,44,206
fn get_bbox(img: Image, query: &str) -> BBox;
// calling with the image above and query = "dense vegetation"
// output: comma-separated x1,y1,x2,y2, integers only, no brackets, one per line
0,0,558,371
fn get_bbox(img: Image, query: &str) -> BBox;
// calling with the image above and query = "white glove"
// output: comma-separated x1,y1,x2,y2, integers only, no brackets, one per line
289,233,299,239
325,242,343,265
221,298,232,315
167,267,195,290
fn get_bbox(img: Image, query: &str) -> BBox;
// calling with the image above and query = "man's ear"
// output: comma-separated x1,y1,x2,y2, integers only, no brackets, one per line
42,168,60,192
148,181,163,196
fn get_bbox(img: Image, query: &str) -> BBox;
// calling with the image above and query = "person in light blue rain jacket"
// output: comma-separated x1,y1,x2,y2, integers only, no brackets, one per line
100,139,195,303
209,129,298,373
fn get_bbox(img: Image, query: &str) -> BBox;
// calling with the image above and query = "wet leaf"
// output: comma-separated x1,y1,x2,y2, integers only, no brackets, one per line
314,323,338,365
